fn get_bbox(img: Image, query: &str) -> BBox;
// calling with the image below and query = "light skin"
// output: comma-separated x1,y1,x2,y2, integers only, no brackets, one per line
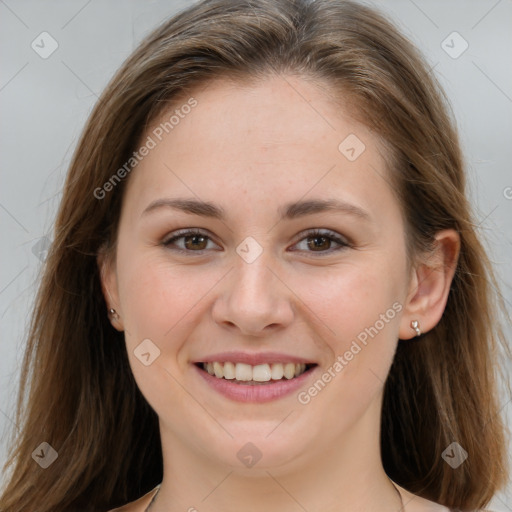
100,75,459,512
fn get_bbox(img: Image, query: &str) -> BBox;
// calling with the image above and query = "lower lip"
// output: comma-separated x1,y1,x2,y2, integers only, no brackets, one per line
193,364,317,403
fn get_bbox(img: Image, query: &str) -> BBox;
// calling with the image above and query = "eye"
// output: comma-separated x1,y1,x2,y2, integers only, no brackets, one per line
162,228,351,255
162,229,220,253
290,229,351,254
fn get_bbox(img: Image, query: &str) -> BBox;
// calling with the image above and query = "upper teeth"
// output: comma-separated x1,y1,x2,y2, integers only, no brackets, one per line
203,362,307,381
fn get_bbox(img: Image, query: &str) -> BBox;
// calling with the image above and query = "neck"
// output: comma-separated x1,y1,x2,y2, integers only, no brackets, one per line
153,397,403,512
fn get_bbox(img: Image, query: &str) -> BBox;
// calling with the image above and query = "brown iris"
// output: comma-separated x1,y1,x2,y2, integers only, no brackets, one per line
307,235,331,251
184,234,208,250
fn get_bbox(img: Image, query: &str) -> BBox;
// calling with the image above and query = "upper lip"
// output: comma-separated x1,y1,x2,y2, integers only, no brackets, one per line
194,351,317,366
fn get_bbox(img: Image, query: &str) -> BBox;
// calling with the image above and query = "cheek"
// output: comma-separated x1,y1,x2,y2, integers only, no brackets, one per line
118,255,209,338
300,258,402,332
291,261,404,431
290,255,405,380
115,251,221,409
116,248,227,376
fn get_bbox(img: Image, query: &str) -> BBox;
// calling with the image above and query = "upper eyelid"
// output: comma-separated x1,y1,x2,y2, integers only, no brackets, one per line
163,228,218,243
162,229,221,251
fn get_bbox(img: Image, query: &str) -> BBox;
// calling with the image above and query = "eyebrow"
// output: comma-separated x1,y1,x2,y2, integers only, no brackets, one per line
141,197,371,222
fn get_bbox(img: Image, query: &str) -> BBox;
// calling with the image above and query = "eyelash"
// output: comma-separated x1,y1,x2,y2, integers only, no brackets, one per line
162,228,351,256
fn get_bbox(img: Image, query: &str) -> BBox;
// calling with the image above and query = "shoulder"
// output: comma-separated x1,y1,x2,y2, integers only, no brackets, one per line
394,483,451,511
396,483,497,512
107,485,160,512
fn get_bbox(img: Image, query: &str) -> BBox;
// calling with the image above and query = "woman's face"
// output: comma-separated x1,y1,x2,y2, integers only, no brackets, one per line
104,75,415,472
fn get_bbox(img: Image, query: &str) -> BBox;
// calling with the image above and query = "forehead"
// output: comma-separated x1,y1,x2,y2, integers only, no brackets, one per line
122,75,398,224
157,75,369,160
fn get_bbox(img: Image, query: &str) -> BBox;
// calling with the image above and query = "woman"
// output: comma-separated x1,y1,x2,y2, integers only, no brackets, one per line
0,0,508,511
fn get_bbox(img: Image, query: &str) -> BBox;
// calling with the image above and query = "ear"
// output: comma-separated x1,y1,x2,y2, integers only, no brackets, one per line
97,244,124,332
399,229,460,340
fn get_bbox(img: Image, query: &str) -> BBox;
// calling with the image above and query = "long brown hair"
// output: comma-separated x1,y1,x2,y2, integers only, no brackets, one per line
1,1,509,510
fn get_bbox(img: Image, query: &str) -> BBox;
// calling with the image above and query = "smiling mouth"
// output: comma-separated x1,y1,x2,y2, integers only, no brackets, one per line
195,362,317,385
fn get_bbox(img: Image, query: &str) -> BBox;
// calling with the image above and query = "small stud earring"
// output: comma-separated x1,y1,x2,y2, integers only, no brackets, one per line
410,320,421,337
109,308,119,320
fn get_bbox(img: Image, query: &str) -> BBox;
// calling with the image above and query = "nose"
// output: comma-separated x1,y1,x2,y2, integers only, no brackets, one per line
211,250,295,337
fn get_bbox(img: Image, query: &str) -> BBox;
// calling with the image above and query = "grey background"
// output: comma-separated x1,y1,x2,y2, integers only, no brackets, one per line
0,0,511,509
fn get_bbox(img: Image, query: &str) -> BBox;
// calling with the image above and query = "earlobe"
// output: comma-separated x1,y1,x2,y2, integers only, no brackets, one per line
399,229,460,340
97,247,124,332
